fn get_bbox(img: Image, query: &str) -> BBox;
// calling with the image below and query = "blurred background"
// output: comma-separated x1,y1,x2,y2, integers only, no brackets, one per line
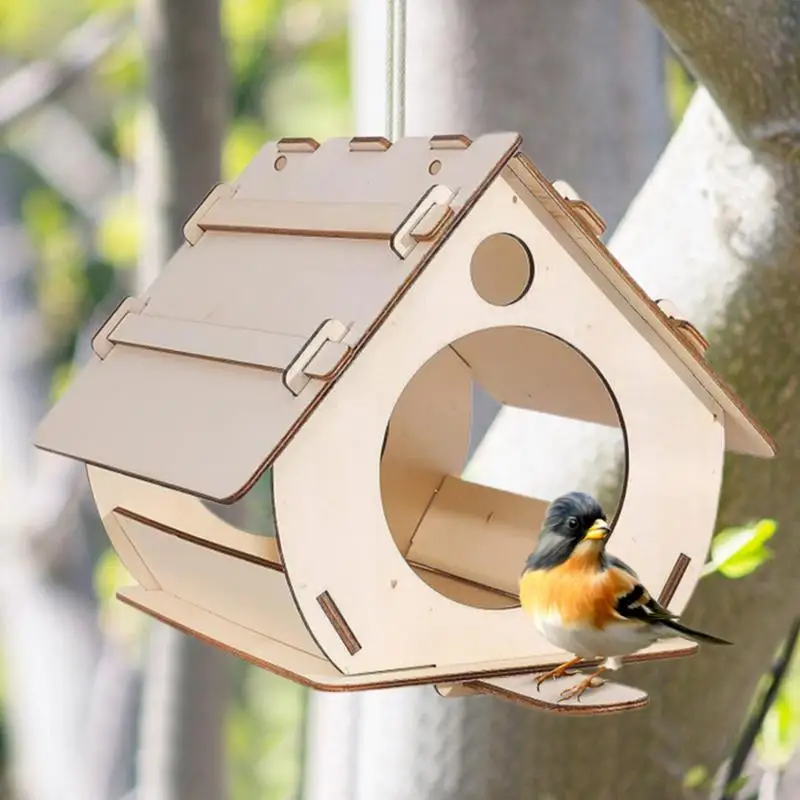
1,0,798,798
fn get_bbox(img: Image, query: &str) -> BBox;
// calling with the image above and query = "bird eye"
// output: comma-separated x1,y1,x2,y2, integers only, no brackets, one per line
567,517,579,531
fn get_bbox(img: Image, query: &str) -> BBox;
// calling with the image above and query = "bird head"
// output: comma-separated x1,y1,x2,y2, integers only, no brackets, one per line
525,491,612,570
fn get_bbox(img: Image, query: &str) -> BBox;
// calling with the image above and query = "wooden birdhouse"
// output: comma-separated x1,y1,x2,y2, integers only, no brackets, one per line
34,132,775,714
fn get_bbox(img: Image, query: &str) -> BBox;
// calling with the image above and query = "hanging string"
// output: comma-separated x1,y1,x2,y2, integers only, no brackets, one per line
385,0,407,140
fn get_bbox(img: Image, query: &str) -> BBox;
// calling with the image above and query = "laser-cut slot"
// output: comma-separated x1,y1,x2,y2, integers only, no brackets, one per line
658,553,691,607
317,591,362,655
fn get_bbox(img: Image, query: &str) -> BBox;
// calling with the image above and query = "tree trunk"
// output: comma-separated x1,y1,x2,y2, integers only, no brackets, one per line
134,2,233,798
311,0,800,796
304,1,672,798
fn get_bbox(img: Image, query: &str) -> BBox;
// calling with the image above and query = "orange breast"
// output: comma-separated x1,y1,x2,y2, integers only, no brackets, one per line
519,552,634,629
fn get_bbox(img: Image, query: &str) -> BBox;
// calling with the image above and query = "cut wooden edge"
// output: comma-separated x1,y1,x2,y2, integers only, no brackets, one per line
117,587,697,692
507,152,777,459
435,639,701,714
113,507,284,571
429,134,473,150
456,674,648,715
112,502,525,615
276,137,320,153
349,136,392,152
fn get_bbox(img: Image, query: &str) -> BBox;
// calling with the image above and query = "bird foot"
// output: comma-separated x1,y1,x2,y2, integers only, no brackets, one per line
534,657,583,692
558,671,607,703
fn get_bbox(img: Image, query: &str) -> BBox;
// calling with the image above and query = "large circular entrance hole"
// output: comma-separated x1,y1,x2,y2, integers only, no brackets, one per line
379,327,627,610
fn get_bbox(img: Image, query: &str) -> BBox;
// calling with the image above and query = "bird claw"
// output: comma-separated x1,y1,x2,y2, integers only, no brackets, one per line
535,669,578,691
557,676,607,703
534,659,583,692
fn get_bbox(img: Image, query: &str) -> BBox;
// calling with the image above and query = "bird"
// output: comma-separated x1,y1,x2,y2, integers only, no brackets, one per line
519,491,732,702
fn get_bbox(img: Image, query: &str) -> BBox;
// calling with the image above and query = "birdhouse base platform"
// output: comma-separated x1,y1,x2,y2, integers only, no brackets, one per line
436,674,650,715
119,585,696,714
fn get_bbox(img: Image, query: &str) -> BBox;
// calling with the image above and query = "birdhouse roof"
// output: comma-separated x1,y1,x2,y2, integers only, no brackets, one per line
34,132,775,504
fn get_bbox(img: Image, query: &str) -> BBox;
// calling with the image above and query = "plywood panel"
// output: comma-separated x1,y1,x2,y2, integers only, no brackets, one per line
380,346,472,552
36,344,328,503
88,465,282,569
407,476,545,596
117,512,315,655
453,326,620,426
275,175,726,674
409,565,517,610
118,588,339,685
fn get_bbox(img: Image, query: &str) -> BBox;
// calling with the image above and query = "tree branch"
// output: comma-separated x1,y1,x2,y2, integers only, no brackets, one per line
0,10,134,130
639,0,800,160
720,618,800,800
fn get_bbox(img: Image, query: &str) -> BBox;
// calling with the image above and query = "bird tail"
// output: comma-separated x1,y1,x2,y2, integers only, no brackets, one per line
660,618,733,646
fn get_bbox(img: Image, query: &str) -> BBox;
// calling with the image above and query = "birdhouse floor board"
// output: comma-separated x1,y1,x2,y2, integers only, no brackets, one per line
117,587,696,702
407,562,519,609
406,475,545,600
118,588,342,685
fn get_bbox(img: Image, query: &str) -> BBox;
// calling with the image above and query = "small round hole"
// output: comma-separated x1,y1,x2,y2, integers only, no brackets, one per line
274,155,287,171
470,233,534,307
428,159,442,175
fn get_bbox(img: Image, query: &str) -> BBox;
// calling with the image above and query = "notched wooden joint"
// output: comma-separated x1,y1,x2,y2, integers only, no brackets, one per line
183,183,235,246
282,318,350,396
550,179,606,236
655,299,709,355
658,553,691,607
91,296,148,360
317,591,361,655
349,136,392,152
566,199,606,237
277,137,320,153
391,184,456,259
434,682,482,699
429,133,472,150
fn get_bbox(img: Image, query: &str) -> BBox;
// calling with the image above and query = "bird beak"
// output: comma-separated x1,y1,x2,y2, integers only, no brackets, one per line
583,519,611,541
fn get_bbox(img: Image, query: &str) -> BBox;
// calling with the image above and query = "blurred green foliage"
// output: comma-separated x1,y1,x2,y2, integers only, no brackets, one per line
1,0,348,797
665,53,696,127
702,519,778,580
2,2,792,797
701,520,800,789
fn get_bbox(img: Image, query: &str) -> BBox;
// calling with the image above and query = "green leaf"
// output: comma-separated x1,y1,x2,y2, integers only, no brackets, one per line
716,546,773,579
725,775,748,794
702,519,778,578
683,764,709,789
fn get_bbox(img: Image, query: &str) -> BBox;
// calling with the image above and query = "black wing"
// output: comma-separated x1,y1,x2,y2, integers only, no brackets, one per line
611,573,677,624
609,559,733,644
